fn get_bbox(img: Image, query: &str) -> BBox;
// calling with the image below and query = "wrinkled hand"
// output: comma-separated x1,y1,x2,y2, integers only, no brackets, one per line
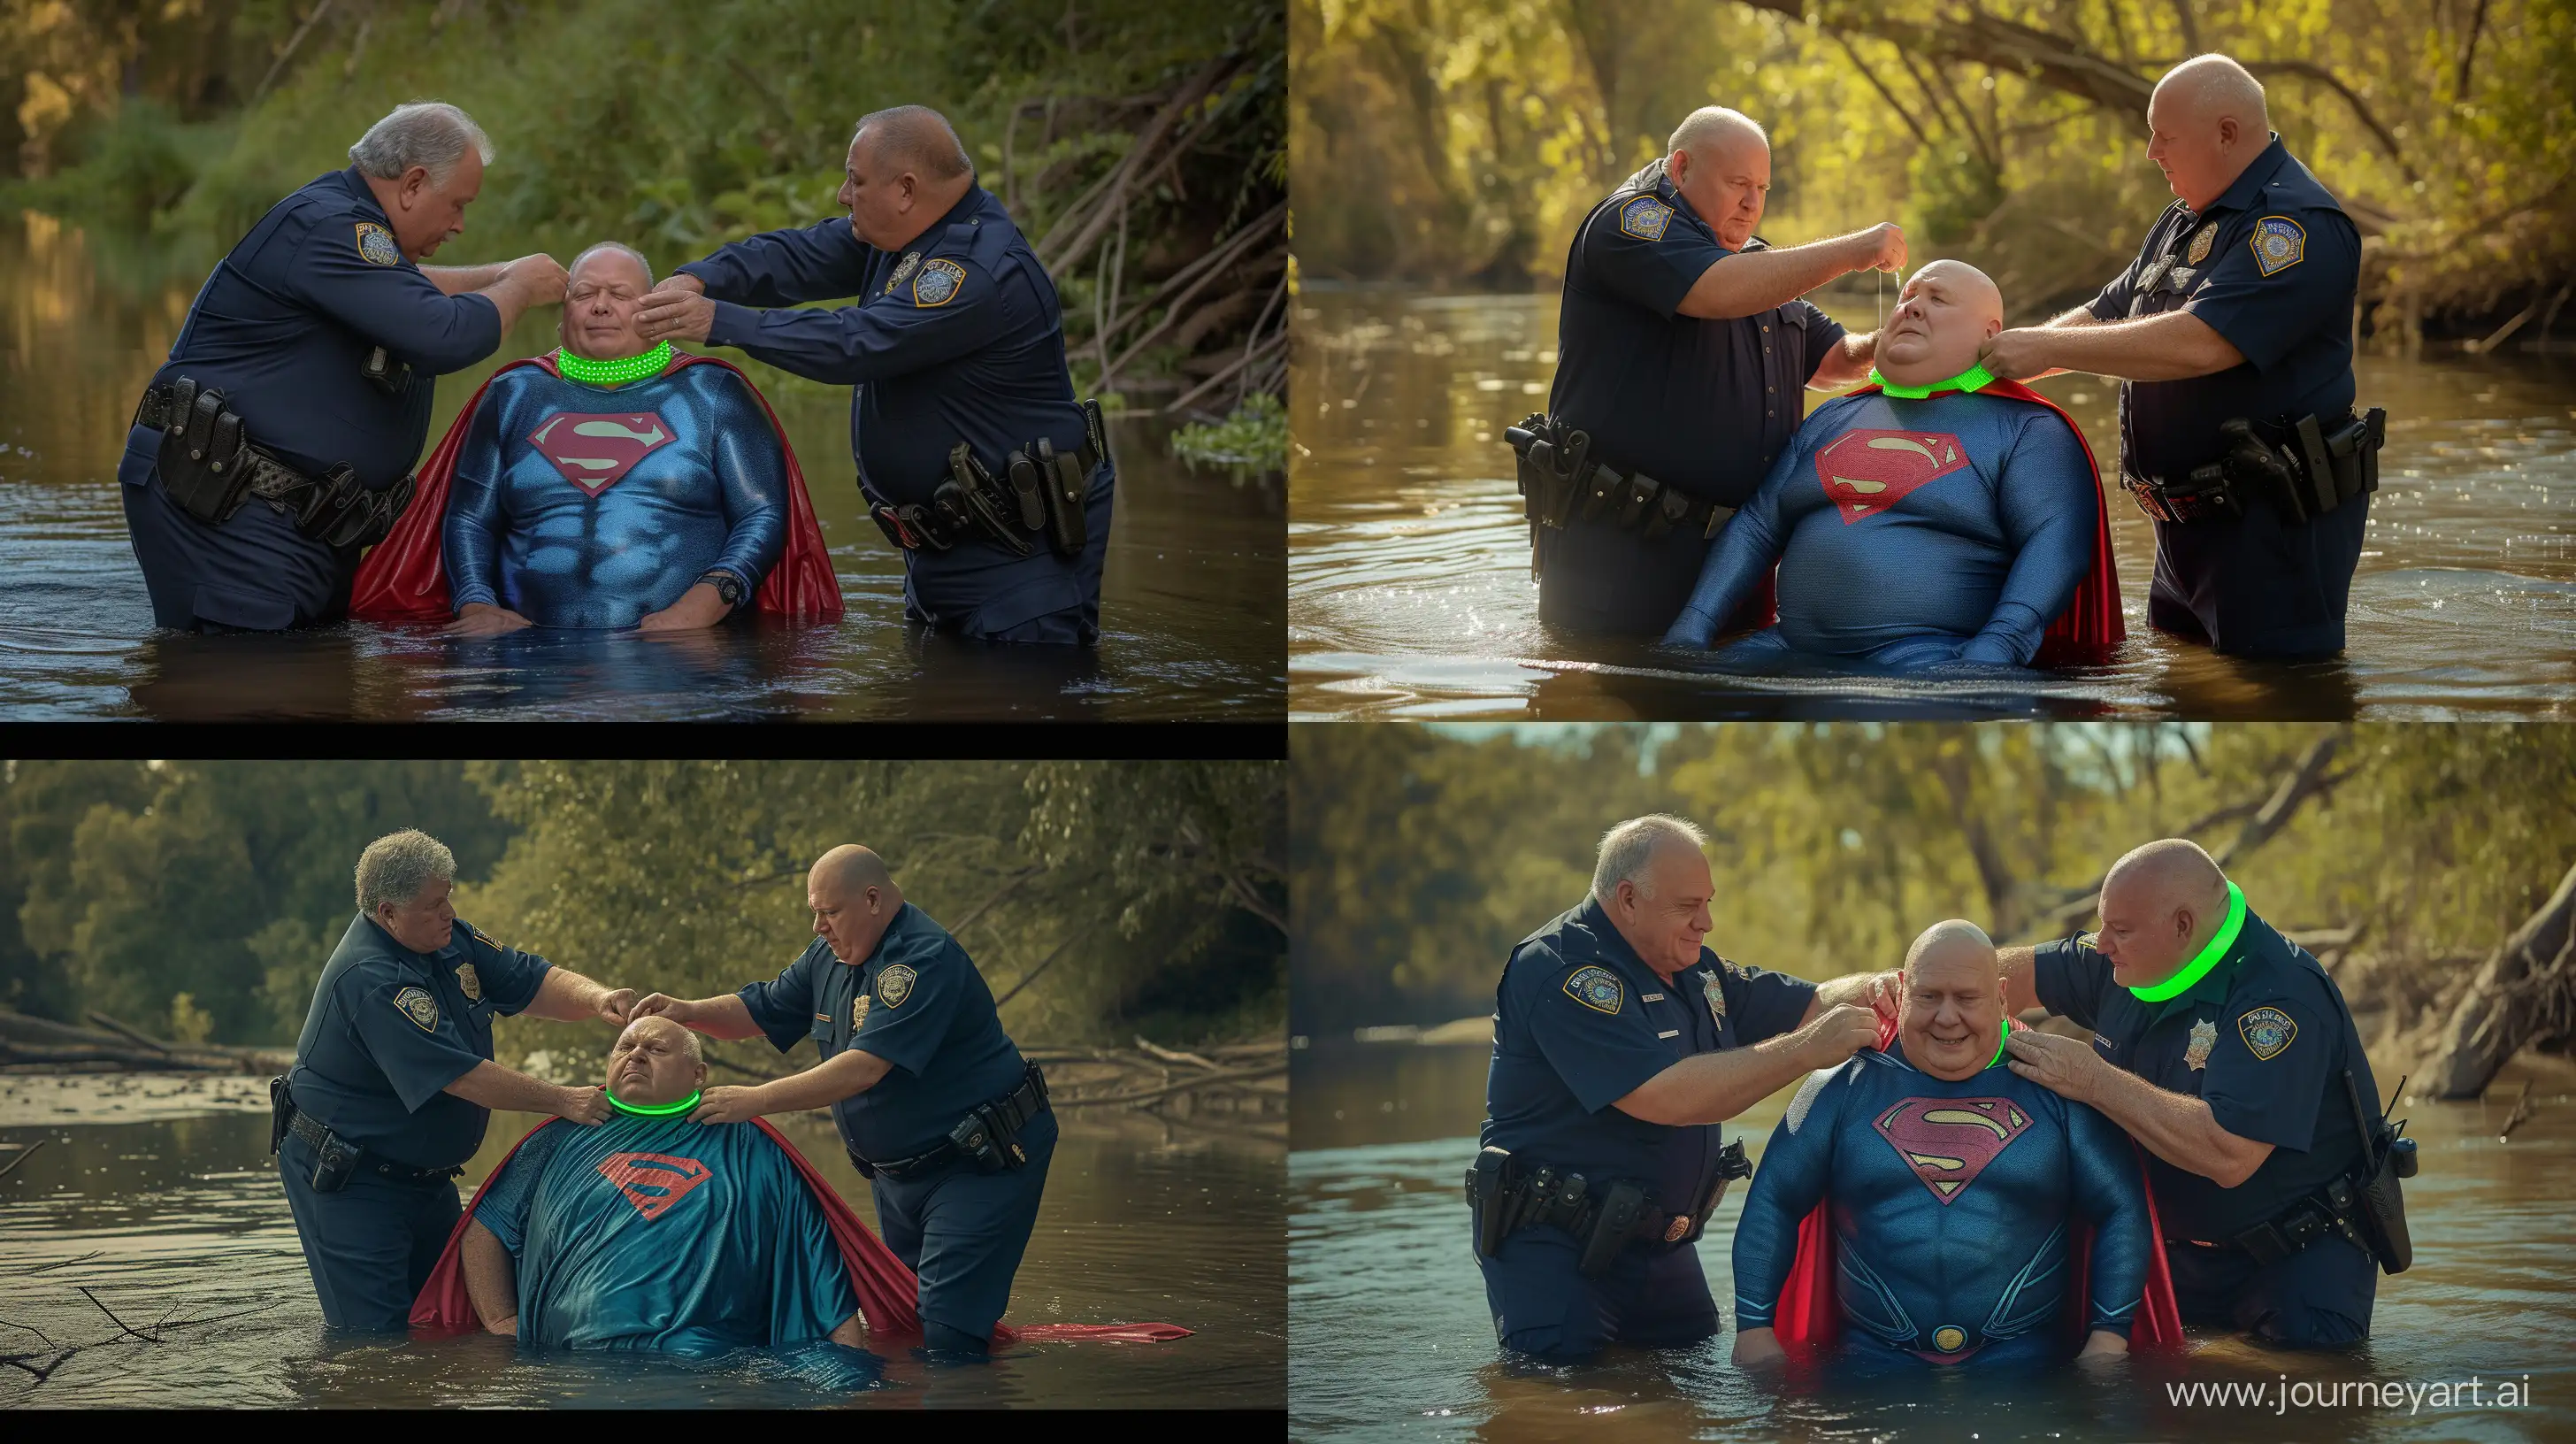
1977,326,2056,381
596,988,636,1027
507,252,569,306
1733,1326,1787,1368
690,1084,768,1125
1859,970,1903,1034
635,282,716,344
1798,1002,1882,1071
628,993,693,1026
555,1085,612,1126
636,581,732,632
1851,221,1906,275
446,603,533,636
2004,1026,2102,1102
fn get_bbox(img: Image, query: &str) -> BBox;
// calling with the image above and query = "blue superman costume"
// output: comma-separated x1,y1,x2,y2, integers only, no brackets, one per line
348,349,842,625
1664,373,2123,669
1734,1010,2182,1367
408,1115,1187,1350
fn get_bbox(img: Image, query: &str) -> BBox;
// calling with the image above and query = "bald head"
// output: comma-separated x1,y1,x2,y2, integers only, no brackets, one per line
1899,919,2005,1079
2105,838,2228,915
2094,839,2233,989
1905,918,1998,983
1665,106,1772,250
854,104,974,182
2145,55,2270,210
808,844,903,965
1668,106,1767,165
620,1013,702,1064
1878,258,2005,385
607,1013,707,1106
811,844,893,895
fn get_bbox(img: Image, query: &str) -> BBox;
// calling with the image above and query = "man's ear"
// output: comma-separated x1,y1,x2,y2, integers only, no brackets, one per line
1667,149,1689,187
1982,318,2004,343
2216,115,2240,149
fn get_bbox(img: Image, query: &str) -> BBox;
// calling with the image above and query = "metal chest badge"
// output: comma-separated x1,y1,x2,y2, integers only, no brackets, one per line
1702,970,1727,1027
852,994,871,1033
394,986,439,1032
886,251,922,296
454,962,482,1002
878,964,918,1007
2184,1018,2218,1071
2186,221,2218,265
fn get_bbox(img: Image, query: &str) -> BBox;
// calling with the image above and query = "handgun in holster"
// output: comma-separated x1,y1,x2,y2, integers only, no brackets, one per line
941,443,1032,557
1037,436,1088,557
947,1105,1010,1173
1577,1179,1647,1279
268,1077,295,1157
309,1131,362,1194
2345,1068,2416,1274
1467,1146,1515,1258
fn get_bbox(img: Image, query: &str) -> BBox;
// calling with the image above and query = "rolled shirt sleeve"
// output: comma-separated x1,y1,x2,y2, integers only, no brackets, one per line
2185,209,2361,374
739,942,830,1053
1522,950,1676,1115
350,979,492,1111
287,222,502,375
2198,980,2334,1152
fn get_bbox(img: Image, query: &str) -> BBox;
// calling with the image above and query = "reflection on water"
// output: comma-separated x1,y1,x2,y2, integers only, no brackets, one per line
1290,289,2576,720
0,1073,1283,1408
1289,1042,2576,1440
0,214,1284,720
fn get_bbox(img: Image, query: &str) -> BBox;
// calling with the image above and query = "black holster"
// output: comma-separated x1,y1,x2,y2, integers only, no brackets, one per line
2344,1069,2415,1274
940,444,1032,557
268,1076,295,1157
136,376,411,547
946,1062,1053,1174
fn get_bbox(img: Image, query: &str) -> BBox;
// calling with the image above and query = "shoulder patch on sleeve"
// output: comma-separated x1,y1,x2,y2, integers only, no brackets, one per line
2237,1004,2298,1060
913,257,966,308
393,986,440,1031
355,221,402,266
1617,196,1674,242
877,963,919,1006
2250,217,2305,277
1562,964,1624,1015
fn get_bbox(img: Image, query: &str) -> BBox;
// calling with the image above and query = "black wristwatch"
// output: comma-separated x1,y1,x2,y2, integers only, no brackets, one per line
699,570,745,609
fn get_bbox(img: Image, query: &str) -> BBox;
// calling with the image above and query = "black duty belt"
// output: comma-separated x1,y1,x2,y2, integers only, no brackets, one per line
1506,414,1735,576
848,1062,1051,1181
2125,408,2384,526
870,401,1108,559
284,1107,464,1187
1466,1141,1751,1278
135,380,414,548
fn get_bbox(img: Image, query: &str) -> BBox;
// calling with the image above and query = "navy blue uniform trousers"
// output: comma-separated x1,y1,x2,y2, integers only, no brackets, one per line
871,1109,1057,1351
122,456,356,632
1477,1224,1720,1360
2166,1233,2376,1348
276,1130,461,1332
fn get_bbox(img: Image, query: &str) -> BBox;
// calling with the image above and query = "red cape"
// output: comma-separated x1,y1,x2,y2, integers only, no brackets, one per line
1767,1011,2182,1358
409,1116,1190,1348
349,350,843,623
1749,378,2125,665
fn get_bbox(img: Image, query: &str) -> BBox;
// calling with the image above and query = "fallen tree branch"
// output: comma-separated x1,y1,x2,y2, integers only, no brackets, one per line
1134,1036,1223,1071
1054,1062,1286,1109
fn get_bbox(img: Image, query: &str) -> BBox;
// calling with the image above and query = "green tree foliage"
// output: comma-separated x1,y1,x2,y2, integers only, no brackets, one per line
1291,724,2576,1033
1292,0,2576,332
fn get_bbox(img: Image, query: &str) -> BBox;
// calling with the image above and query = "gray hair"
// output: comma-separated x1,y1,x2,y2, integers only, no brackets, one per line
349,101,494,188
1591,814,1709,902
355,829,457,916
1668,105,1767,160
568,241,655,287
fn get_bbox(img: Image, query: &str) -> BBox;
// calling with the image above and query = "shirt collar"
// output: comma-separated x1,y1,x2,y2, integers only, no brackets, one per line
2151,910,2261,1021
2198,134,2292,219
337,166,391,223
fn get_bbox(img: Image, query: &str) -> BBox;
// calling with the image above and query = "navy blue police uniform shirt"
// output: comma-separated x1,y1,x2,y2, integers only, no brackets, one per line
675,188,1090,510
1483,897,1816,1215
738,902,1029,1164
2032,904,2379,1241
1548,159,1847,506
117,167,504,496
288,913,550,1169
2087,134,2359,488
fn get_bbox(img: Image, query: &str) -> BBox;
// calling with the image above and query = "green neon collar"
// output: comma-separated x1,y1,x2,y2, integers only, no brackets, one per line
606,1087,702,1118
2128,882,2246,1002
1988,1016,2011,1070
557,340,674,386
1869,363,1997,399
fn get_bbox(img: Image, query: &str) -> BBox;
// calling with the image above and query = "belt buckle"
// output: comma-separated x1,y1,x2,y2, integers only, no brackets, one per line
1660,1213,1689,1243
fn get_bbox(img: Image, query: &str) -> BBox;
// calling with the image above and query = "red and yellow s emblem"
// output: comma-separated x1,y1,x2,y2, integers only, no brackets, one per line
1814,430,1971,524
1872,1095,2033,1204
527,411,675,496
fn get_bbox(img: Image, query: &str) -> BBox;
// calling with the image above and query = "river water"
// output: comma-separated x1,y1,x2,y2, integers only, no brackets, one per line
0,211,1284,721
0,1072,1283,1408
1290,288,2576,721
1288,1041,2576,1442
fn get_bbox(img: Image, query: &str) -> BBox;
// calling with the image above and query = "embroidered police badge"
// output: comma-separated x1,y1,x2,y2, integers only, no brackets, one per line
2251,217,2306,277
454,963,482,1003
886,251,923,296
2185,222,2218,265
878,964,918,1007
1563,965,1623,1015
1617,196,1673,242
913,258,966,308
853,994,872,1032
2238,1005,2297,1061
2184,1018,2217,1071
394,986,439,1032
356,222,402,267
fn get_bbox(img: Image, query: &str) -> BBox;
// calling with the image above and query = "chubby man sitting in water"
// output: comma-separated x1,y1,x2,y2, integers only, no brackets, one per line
348,243,839,631
1729,921,2151,1370
1661,261,2121,669
448,1016,869,1354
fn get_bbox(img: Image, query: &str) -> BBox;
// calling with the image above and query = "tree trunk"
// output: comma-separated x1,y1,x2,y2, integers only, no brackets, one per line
2426,861,2576,1099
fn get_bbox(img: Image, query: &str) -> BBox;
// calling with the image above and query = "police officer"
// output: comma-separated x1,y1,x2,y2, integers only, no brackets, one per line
1982,56,2380,657
635,104,1114,646
1515,106,1900,635
120,102,565,632
277,828,633,1330
1471,814,1888,1360
1992,838,2400,1346
633,843,1053,1355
